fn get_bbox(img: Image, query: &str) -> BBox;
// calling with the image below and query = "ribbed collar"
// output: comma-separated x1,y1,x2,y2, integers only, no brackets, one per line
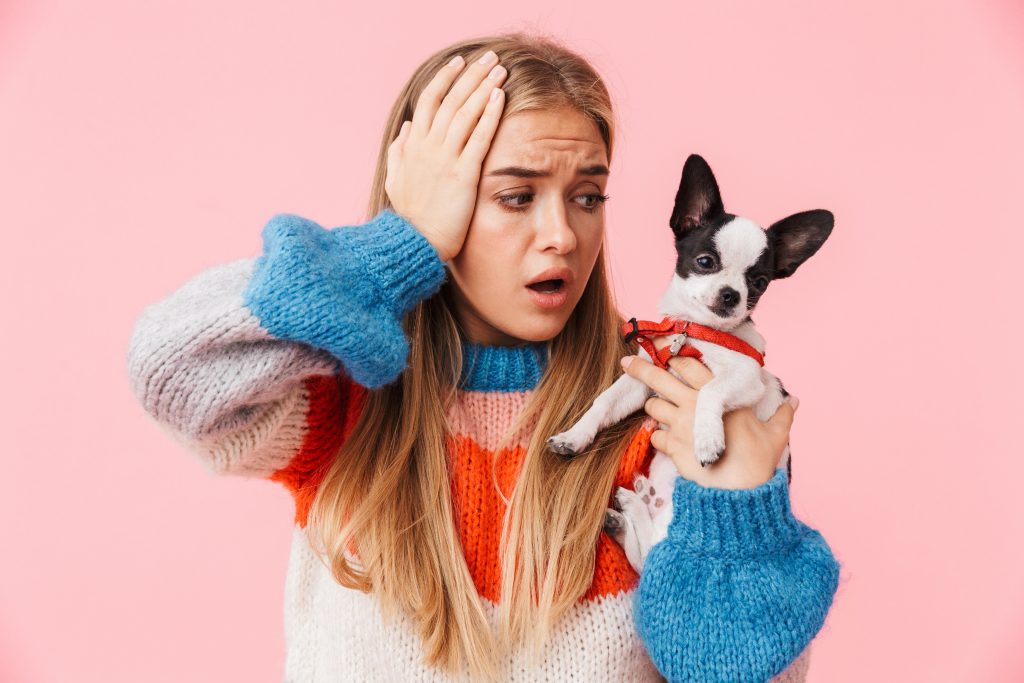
458,339,549,392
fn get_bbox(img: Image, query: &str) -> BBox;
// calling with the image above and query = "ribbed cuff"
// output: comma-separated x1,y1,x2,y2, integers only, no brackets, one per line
666,467,804,559
335,209,447,316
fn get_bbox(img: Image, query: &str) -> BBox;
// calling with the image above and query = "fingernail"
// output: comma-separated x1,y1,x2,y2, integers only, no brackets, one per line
478,50,498,65
620,356,634,369
448,54,464,68
487,64,505,79
789,395,800,411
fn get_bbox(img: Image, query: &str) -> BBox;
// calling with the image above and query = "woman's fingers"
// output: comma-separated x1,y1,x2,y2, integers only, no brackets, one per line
643,395,681,424
411,54,466,138
383,121,411,198
766,399,796,442
387,121,411,162
665,355,714,390
458,85,505,169
446,66,506,155
430,51,505,144
621,355,697,407
650,428,670,453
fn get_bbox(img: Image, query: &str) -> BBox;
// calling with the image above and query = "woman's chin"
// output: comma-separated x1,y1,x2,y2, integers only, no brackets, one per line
499,314,570,344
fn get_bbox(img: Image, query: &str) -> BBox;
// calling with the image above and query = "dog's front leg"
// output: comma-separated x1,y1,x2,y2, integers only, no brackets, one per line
692,362,767,466
547,366,653,456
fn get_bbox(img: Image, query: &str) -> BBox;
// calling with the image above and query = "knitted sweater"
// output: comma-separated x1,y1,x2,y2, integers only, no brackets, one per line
125,209,840,683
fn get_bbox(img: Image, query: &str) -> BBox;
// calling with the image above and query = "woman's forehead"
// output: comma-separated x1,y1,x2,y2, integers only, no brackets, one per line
485,109,608,174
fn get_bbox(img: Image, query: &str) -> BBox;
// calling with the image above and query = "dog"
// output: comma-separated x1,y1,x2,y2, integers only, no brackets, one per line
547,154,833,572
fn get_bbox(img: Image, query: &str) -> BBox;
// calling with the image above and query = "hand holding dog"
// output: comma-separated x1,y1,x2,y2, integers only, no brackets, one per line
621,354,796,490
384,51,508,262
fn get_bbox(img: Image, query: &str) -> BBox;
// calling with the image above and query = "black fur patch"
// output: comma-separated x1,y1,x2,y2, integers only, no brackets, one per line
672,213,733,279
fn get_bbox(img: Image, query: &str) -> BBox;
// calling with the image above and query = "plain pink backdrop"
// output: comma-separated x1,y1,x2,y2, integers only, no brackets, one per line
2,0,1022,681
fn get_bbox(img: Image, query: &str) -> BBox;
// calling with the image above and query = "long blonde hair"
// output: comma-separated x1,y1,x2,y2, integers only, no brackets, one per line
306,31,647,679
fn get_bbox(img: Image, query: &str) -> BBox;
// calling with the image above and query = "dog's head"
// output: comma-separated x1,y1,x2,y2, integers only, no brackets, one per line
658,154,834,330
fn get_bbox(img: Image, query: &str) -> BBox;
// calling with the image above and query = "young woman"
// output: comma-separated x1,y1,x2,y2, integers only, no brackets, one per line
127,32,839,682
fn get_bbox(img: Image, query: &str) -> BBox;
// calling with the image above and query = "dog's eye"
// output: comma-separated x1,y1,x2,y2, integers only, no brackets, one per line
751,276,769,291
695,254,716,269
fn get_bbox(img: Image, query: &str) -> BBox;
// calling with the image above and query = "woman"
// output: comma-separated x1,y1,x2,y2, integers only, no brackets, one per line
126,32,839,682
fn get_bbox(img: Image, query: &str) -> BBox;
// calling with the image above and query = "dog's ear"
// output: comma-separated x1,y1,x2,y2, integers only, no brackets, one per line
766,209,834,279
669,154,725,238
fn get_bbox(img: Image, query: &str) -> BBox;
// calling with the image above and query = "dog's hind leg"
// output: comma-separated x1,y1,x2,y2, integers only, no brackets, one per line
613,486,656,571
604,508,645,573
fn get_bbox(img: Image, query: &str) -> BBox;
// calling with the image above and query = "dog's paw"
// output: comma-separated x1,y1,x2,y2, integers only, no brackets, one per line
615,485,650,521
632,475,667,518
603,508,627,544
547,429,592,456
693,420,726,467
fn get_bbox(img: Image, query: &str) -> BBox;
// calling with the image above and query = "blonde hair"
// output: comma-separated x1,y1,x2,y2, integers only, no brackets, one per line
306,31,646,679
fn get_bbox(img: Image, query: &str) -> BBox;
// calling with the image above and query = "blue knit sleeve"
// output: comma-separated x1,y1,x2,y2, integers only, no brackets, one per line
242,208,447,389
634,467,840,683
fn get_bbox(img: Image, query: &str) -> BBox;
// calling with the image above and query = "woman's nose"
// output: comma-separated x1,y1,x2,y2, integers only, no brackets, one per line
536,203,577,254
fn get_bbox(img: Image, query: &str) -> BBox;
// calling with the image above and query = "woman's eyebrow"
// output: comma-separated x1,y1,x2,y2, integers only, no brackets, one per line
484,164,610,178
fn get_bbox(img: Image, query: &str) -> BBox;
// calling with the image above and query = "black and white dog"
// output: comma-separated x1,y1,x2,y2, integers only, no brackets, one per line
547,154,833,572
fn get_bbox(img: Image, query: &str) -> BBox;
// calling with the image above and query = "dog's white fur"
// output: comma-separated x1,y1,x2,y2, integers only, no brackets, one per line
547,216,794,574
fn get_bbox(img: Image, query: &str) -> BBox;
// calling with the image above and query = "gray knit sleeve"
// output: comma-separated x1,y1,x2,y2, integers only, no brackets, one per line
125,257,344,477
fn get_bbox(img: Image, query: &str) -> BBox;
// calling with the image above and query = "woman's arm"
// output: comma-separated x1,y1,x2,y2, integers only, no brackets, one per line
634,468,839,682
126,208,446,479
620,354,840,681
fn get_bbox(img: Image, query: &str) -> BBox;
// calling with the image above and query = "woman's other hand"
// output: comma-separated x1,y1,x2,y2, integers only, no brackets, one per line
384,50,508,262
620,355,796,490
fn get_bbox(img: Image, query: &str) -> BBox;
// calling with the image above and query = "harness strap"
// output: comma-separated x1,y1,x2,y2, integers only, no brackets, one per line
620,316,765,370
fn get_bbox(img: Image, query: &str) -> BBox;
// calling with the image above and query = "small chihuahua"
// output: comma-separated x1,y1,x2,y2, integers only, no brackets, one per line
547,154,834,572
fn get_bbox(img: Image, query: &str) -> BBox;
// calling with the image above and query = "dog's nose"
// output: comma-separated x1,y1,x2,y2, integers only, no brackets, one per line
718,287,740,308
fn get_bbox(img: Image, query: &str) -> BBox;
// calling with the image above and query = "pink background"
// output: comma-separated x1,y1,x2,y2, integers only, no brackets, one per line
2,1,1022,681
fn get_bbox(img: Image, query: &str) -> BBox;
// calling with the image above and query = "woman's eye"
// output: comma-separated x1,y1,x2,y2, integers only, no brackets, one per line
497,192,533,212
497,192,609,213
695,254,716,269
575,193,610,212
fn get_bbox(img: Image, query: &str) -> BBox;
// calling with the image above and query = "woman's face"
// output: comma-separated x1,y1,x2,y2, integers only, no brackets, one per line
448,106,609,345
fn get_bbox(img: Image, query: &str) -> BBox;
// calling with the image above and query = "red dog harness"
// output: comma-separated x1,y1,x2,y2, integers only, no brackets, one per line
621,316,765,370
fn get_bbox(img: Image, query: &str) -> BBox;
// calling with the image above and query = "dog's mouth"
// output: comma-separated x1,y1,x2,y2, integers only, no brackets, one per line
526,279,565,294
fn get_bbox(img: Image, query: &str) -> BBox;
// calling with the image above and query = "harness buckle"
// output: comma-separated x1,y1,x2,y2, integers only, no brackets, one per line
624,317,640,343
668,320,690,355
669,332,687,355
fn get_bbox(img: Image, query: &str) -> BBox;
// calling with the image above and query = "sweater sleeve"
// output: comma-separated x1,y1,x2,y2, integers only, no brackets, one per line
633,467,840,683
125,208,446,478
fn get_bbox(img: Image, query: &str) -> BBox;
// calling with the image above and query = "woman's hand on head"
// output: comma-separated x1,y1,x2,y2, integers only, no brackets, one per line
384,50,508,262
620,355,796,490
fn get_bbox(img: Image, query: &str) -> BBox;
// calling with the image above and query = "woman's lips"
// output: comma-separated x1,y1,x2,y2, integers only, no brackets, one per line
525,278,569,309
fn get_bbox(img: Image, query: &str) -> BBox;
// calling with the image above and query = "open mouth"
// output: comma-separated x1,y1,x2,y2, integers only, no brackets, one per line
526,278,565,294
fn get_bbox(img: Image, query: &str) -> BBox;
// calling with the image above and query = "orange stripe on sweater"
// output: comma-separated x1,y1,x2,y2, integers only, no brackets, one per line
272,376,658,601
449,422,657,602
269,373,366,528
